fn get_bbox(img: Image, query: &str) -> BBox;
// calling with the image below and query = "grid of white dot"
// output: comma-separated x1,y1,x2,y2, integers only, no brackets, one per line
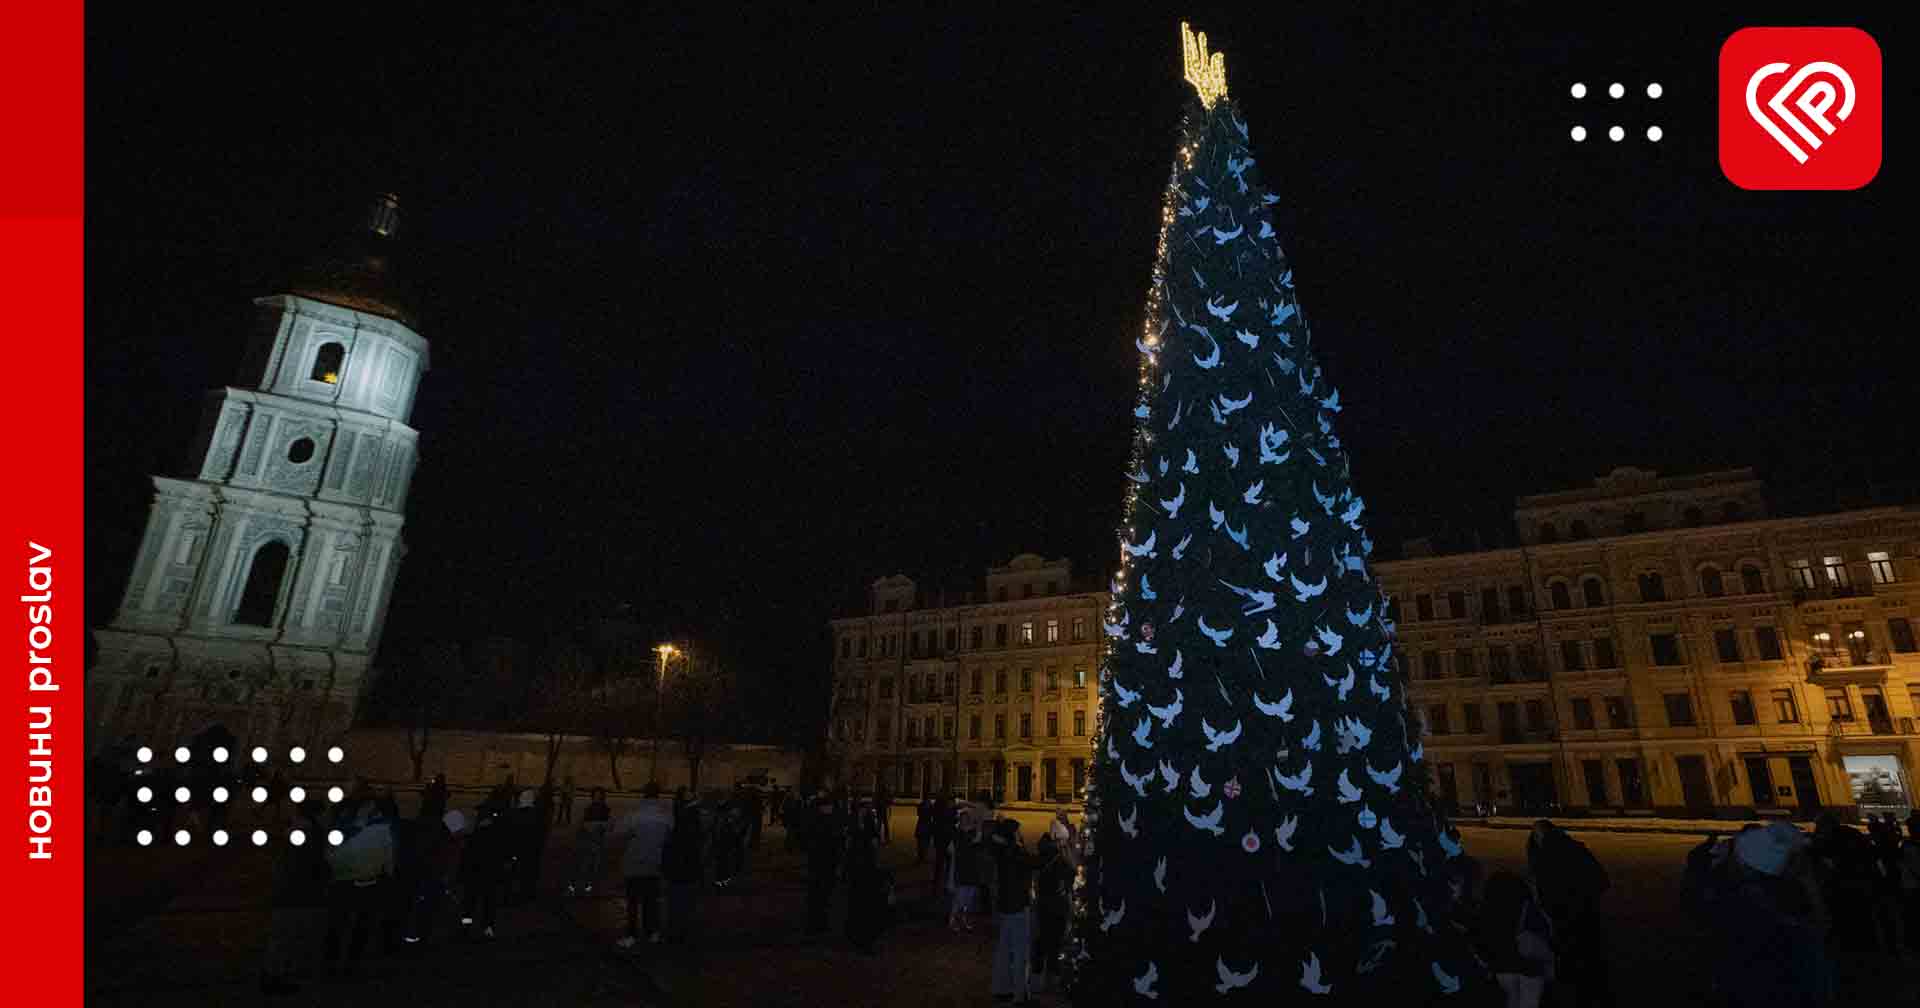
213,830,229,846
328,787,345,803
137,830,153,846
289,787,307,803
328,830,345,846
289,747,306,764
174,830,191,846
1570,81,1662,142
290,830,307,847
136,786,153,803
252,830,269,847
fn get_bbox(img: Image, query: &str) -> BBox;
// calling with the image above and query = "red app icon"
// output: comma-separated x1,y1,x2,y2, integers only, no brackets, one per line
1720,27,1880,190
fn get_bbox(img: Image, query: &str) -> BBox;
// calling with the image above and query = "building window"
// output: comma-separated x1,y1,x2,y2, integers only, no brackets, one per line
232,540,291,627
1569,519,1590,539
1622,511,1647,533
1463,704,1484,734
1869,551,1896,585
1604,697,1631,729
1722,501,1745,521
1046,712,1058,737
1416,594,1434,620
1889,618,1918,654
1699,566,1724,597
970,627,983,650
1714,628,1741,663
1045,668,1059,692
1582,577,1605,607
1560,640,1584,672
1538,522,1559,543
1570,698,1594,730
1550,581,1572,610
882,599,899,614
1826,688,1853,722
1517,644,1541,680
1682,506,1704,526
995,624,1009,647
1638,572,1666,602
1073,665,1088,687
1754,626,1783,660
858,637,868,658
970,669,983,694
994,714,1006,739
1020,621,1035,644
1524,699,1548,732
310,341,345,383
946,628,958,651
1480,587,1501,623
1023,583,1034,599
1772,689,1799,723
286,437,316,464
1730,691,1757,725
1663,693,1696,727
1020,668,1033,692
841,637,851,659
1073,710,1086,736
1019,713,1032,739
1592,637,1617,668
906,720,918,744
944,716,955,740
879,678,894,700
1423,652,1443,681
1648,633,1682,667
1740,565,1766,595
1822,555,1850,588
1045,619,1060,643
1455,649,1476,678
1788,559,1816,589
969,715,981,740
876,718,891,742
1488,647,1513,684
1507,586,1528,617
1427,705,1450,735
1071,617,1087,641
996,587,1008,602
944,670,957,696
995,670,1007,694
1447,591,1466,619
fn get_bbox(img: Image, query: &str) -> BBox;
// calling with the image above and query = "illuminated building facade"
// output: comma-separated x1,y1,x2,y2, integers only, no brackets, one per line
828,555,1109,804
1391,467,1920,820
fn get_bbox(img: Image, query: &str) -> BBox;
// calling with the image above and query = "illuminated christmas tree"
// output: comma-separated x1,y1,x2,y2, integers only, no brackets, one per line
1065,24,1492,1005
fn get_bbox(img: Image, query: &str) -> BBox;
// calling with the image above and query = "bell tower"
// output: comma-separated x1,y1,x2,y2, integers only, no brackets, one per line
90,194,430,751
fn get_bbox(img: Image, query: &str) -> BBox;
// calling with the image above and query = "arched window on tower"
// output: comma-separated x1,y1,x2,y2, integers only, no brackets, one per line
311,342,345,384
1550,581,1573,610
1740,564,1766,595
1538,522,1559,544
233,541,291,627
1700,566,1725,597
1582,577,1606,607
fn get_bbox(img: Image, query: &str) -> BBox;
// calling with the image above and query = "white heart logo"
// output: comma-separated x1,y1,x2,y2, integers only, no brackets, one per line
1745,61,1857,164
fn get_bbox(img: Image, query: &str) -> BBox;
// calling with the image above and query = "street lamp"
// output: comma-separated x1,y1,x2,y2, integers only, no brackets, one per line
651,644,679,790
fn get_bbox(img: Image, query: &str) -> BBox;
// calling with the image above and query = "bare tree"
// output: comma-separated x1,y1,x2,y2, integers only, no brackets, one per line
534,640,598,788
396,642,463,782
662,650,735,793
592,650,650,790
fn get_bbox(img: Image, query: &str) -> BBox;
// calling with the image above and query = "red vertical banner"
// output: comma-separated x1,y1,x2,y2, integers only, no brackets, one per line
0,2,85,1005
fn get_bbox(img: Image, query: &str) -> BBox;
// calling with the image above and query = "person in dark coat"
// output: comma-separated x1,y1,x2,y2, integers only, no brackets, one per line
407,810,465,945
843,809,885,954
804,795,843,936
1029,833,1074,993
261,802,332,995
744,784,765,850
1690,821,1831,1007
663,794,705,944
988,819,1037,1002
930,795,955,890
418,774,449,823
458,807,510,939
914,798,934,864
1527,820,1612,1008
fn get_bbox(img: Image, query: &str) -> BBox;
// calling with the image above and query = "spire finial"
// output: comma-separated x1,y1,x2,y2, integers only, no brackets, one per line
1180,21,1228,107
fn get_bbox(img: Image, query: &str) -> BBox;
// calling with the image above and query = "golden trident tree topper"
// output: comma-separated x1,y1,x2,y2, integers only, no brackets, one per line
1180,21,1228,107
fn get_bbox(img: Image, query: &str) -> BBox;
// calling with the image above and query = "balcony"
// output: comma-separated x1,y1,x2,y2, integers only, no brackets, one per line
1790,583,1866,604
1829,717,1908,738
1806,650,1892,684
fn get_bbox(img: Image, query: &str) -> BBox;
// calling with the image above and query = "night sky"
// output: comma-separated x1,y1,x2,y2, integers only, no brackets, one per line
86,5,1901,726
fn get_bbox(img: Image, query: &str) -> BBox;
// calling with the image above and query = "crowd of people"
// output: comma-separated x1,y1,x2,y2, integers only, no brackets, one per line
251,774,778,995
1680,811,1920,1007
104,743,1920,1007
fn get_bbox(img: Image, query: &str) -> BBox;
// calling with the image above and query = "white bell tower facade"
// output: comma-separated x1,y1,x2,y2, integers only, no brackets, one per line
91,194,429,751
